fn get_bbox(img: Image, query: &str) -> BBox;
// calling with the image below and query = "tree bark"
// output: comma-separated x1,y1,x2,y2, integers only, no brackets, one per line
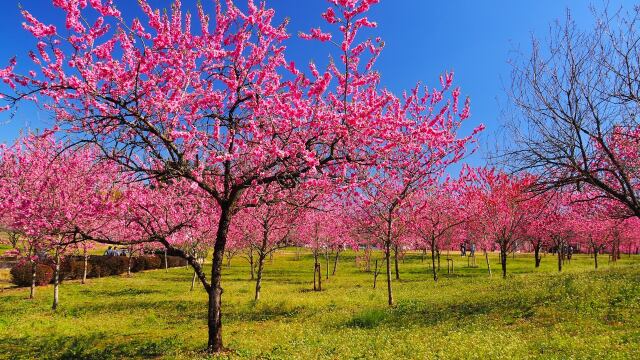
52,249,60,311
164,248,168,272
82,247,89,283
190,269,197,291
393,244,400,280
385,241,393,306
332,249,340,276
254,254,266,301
249,248,255,280
485,251,492,276
594,248,599,269
29,259,36,299
534,244,541,268
430,242,438,282
557,246,563,272
500,245,507,279
206,207,231,354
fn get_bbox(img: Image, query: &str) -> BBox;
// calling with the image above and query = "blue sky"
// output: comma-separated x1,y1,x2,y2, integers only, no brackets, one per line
0,0,635,166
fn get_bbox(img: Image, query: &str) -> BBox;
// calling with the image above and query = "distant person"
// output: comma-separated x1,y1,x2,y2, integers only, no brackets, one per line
120,248,127,256
567,245,574,260
104,246,113,256
470,243,476,257
460,243,466,257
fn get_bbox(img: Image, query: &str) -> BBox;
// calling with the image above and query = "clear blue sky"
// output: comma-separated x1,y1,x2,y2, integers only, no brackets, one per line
0,0,635,166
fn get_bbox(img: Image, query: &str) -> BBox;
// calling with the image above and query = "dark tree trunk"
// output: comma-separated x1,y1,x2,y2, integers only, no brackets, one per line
385,241,393,306
325,248,329,280
557,245,563,272
436,249,441,271
332,249,340,276
254,254,266,301
249,248,255,280
534,244,541,268
500,245,507,279
206,207,231,354
373,259,379,289
594,248,599,269
430,241,438,282
393,244,400,280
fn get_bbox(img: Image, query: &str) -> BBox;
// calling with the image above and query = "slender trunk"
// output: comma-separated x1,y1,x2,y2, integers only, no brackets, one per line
206,207,231,354
373,259,379,289
500,245,507,279
190,269,197,291
485,251,491,276
164,249,168,272
332,249,340,276
52,249,60,311
316,262,322,291
385,242,393,306
421,248,426,263
557,247,563,272
534,244,541,268
325,248,329,280
249,248,255,280
436,249,441,271
29,258,36,299
127,252,132,278
82,248,89,284
254,253,266,301
430,240,438,282
393,244,400,280
594,248,599,269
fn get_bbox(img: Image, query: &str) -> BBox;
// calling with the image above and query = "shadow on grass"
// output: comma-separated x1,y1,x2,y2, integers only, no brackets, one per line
0,334,183,360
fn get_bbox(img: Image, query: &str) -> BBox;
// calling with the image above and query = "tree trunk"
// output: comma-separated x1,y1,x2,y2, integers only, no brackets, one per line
164,249,168,272
325,248,329,280
594,248,599,269
500,245,507,279
534,244,541,268
206,207,231,354
29,259,36,300
373,259,379,289
393,244,400,280
82,247,89,283
557,244,563,272
126,252,132,278
249,248,255,280
385,242,393,306
316,263,322,291
190,269,197,291
485,251,492,276
430,242,438,282
332,249,340,276
254,254,266,301
436,249,441,271
52,249,60,311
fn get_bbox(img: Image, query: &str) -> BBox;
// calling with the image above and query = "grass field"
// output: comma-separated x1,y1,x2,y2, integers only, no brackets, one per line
0,250,638,359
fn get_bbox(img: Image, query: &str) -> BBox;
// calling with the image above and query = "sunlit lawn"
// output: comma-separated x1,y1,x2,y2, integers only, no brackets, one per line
0,250,638,359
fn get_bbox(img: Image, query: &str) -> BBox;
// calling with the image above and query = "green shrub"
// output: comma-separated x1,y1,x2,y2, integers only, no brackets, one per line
9,262,54,287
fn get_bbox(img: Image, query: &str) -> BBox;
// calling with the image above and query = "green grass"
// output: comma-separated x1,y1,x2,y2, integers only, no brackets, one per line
0,251,638,359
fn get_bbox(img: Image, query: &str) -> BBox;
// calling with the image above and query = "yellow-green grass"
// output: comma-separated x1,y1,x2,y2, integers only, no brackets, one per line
0,251,638,359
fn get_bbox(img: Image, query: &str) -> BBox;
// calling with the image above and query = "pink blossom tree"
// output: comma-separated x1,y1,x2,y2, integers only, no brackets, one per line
0,0,415,351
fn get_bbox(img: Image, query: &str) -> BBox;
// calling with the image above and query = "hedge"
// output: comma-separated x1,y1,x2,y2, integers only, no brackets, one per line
10,263,54,287
10,255,188,287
